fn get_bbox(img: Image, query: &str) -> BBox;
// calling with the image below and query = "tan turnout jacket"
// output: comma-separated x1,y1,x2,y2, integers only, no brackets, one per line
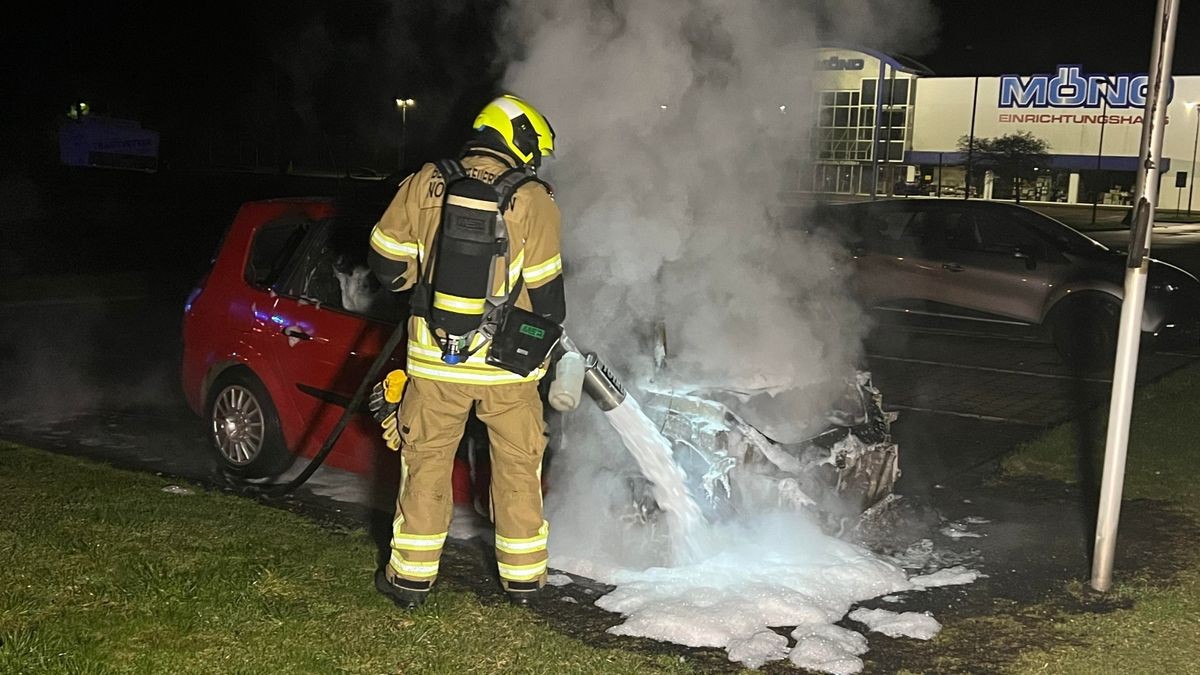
369,152,563,384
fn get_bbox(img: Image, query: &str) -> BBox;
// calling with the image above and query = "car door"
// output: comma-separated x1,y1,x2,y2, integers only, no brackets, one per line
851,201,949,310
925,206,1065,325
264,218,409,472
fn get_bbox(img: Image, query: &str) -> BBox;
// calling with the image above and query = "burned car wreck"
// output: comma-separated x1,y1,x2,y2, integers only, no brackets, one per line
571,353,901,539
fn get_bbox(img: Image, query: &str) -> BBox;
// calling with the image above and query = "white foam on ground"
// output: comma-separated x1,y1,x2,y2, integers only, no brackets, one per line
939,526,983,539
848,608,941,640
940,516,989,540
789,623,870,674
552,510,974,673
909,566,981,588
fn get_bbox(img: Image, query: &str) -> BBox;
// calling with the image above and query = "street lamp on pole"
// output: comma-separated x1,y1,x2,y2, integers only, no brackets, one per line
395,98,416,171
1187,101,1199,217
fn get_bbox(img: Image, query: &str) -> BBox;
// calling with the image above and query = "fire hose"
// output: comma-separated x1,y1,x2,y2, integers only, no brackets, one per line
236,317,408,498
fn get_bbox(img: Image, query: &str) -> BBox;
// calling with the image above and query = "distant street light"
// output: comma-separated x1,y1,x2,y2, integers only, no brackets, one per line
1187,101,1199,216
67,100,90,120
395,98,416,171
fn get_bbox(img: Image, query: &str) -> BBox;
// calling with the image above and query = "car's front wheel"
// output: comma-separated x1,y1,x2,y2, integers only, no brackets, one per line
206,369,291,478
1050,294,1120,372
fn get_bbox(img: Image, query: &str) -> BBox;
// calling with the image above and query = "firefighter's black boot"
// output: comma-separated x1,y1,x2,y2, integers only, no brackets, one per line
505,580,544,607
375,568,429,610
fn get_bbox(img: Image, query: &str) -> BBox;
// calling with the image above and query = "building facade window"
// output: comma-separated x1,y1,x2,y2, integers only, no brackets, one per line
812,77,915,194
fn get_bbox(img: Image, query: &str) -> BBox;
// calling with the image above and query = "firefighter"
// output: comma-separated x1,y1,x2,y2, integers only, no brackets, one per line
367,94,565,609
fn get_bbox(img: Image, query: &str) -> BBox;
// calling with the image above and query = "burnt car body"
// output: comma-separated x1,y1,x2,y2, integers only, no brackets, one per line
811,198,1200,368
634,372,900,535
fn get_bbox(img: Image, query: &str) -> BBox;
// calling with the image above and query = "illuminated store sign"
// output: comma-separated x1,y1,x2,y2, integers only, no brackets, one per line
816,56,865,71
998,65,1172,109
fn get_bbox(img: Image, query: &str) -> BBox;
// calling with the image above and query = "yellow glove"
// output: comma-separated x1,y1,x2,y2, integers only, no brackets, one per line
369,369,408,452
383,369,407,404
381,411,402,452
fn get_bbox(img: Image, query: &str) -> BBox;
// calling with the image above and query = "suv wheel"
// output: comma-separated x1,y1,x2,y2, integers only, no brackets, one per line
1050,295,1120,372
206,369,291,478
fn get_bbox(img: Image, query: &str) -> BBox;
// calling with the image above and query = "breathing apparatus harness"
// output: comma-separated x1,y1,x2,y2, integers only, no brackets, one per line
409,158,561,375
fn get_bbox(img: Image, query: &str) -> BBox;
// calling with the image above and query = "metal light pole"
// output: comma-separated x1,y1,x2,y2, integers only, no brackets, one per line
1091,0,1179,593
1188,102,1199,217
965,76,979,200
395,98,416,171
1091,84,1110,225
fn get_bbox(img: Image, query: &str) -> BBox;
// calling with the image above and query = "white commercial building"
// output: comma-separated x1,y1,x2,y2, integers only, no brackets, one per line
809,46,1200,212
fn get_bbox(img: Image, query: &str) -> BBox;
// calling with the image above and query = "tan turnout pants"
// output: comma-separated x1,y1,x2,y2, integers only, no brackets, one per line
386,377,549,592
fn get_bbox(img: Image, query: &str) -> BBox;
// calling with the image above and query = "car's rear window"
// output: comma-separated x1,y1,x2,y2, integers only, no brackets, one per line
279,216,408,324
246,220,309,289
1011,208,1108,255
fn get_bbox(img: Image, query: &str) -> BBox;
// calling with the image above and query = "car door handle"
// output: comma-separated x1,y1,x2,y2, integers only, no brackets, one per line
282,325,313,340
942,263,964,272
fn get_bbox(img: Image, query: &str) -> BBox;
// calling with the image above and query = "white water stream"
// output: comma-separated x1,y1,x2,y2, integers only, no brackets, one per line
600,395,706,562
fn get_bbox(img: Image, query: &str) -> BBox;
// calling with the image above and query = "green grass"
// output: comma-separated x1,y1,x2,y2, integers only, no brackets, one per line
0,443,690,674
1001,363,1200,509
998,362,1200,674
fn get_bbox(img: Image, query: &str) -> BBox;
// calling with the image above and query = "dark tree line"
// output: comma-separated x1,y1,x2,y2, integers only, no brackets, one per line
958,131,1051,203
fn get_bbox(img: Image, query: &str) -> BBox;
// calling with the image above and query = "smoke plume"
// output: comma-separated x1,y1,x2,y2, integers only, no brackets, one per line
503,1,866,391
498,0,934,569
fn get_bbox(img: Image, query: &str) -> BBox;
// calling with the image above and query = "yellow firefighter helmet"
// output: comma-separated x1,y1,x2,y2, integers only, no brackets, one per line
473,94,556,166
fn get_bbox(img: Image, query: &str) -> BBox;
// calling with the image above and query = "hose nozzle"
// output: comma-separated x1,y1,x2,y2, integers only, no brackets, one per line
582,352,626,411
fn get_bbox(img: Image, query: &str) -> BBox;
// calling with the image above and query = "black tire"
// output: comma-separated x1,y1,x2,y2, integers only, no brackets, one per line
1050,294,1120,372
205,368,292,479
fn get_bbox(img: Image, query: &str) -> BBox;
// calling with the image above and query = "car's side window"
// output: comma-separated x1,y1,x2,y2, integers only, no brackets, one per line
245,221,310,289
859,206,914,243
973,213,1046,257
898,211,937,246
940,211,980,252
859,205,949,257
281,221,407,324
936,209,1047,259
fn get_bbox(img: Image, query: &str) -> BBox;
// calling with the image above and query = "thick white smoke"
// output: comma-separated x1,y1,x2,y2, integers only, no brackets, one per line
504,1,863,392
498,1,933,573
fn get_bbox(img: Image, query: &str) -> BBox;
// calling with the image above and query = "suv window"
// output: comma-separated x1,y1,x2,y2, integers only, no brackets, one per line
857,204,941,254
941,209,1046,257
281,219,407,324
1013,208,1105,255
246,220,309,289
854,205,910,242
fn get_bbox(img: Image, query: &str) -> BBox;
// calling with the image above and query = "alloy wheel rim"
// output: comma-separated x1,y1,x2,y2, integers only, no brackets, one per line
212,385,266,465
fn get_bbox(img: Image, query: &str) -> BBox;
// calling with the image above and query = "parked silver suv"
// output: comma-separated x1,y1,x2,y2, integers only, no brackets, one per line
814,198,1200,368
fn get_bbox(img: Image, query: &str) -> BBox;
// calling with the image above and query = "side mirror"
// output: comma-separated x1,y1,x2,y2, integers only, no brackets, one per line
1013,248,1037,270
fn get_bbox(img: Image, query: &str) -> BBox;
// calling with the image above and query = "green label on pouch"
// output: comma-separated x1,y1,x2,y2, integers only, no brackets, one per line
519,324,546,339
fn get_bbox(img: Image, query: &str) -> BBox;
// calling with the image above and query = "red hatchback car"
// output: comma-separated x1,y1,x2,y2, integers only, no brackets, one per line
182,196,410,480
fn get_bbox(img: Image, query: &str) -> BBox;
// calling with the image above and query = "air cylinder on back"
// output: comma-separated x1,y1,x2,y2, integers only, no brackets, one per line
430,178,505,336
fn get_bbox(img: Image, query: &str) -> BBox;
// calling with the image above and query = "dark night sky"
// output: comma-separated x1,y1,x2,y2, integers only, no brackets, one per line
4,1,1197,170
921,0,1200,76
